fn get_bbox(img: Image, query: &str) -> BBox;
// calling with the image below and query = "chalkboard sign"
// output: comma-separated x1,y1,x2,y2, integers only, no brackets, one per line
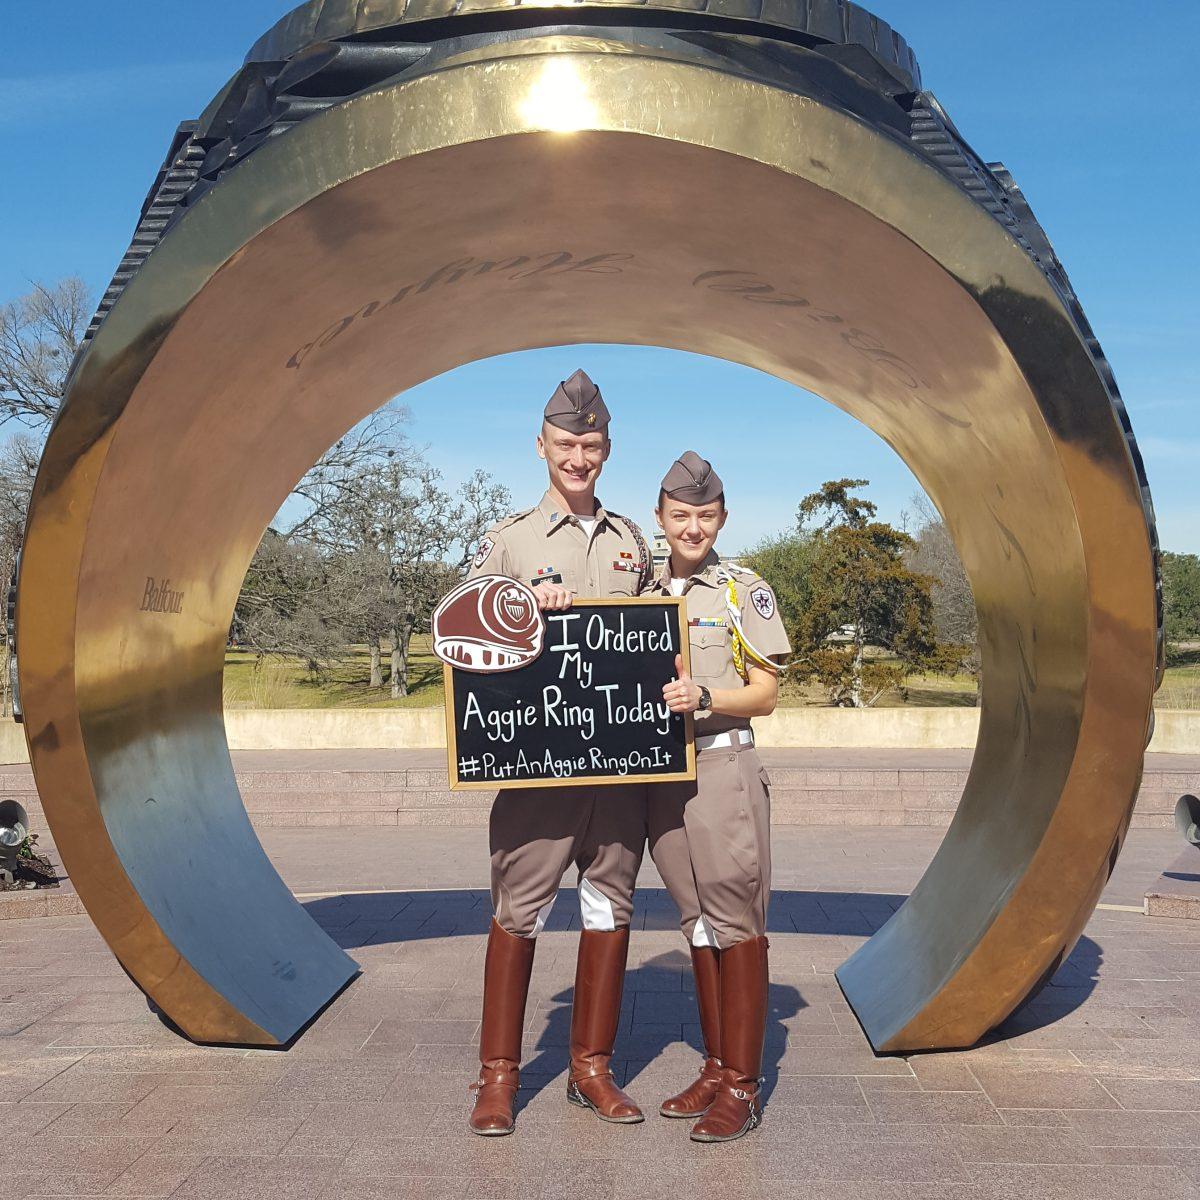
444,597,696,790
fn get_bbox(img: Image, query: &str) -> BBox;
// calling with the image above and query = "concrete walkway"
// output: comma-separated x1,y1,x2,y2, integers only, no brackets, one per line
4,826,1200,1199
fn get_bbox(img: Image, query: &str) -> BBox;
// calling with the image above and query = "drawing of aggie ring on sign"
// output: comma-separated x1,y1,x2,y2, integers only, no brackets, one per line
433,574,545,673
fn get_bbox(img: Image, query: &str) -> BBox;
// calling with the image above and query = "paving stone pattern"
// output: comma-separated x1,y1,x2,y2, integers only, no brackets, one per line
4,827,1200,1199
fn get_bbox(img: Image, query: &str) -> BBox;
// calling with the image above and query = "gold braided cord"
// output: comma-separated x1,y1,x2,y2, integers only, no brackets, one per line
724,577,800,676
727,579,748,679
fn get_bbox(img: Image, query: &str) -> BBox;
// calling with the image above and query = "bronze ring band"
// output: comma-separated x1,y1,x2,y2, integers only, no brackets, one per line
18,8,1159,1050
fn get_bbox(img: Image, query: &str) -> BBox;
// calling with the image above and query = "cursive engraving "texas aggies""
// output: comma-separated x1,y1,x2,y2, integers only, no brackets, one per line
286,249,633,370
692,268,932,394
140,577,185,615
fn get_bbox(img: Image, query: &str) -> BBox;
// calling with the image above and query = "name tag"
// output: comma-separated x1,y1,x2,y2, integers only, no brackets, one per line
530,574,563,586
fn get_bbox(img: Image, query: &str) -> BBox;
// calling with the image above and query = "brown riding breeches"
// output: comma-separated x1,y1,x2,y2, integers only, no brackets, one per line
489,783,647,937
647,742,771,949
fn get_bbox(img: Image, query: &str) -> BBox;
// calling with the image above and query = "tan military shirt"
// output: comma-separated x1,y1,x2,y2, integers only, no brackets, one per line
648,550,792,734
468,491,650,598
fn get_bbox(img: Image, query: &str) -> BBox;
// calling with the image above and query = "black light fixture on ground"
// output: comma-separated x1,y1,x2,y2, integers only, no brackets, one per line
0,800,29,884
1175,795,1200,849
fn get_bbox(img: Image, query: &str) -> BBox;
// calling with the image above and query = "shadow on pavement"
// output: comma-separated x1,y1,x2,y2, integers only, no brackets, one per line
987,933,1105,1042
302,886,1105,1064
301,885,913,947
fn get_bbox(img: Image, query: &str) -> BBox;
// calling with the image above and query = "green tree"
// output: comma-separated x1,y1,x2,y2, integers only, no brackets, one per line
1162,551,1200,651
740,531,815,634
794,478,938,707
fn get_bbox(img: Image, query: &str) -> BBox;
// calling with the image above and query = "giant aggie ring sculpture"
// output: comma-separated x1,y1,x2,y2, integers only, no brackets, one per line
19,0,1162,1051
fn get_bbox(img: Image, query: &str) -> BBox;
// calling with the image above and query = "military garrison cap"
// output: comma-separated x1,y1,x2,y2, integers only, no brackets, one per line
544,369,610,434
661,451,724,505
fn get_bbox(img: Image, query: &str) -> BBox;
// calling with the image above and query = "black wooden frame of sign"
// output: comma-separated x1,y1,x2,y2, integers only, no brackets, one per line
443,596,697,791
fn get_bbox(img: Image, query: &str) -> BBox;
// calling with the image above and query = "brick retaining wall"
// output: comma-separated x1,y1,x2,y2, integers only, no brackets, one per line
6,754,1195,832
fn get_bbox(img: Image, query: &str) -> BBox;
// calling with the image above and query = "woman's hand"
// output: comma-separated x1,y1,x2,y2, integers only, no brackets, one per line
662,653,703,713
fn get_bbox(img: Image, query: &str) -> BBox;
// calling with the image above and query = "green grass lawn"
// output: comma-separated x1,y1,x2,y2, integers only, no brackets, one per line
222,641,1200,710
1160,646,1200,709
223,639,445,709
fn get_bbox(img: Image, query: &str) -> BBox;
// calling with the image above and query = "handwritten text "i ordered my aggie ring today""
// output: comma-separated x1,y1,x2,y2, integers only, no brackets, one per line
445,598,696,790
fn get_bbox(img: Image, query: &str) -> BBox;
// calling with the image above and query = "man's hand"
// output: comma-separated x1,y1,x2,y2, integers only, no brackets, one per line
534,582,575,611
663,653,704,713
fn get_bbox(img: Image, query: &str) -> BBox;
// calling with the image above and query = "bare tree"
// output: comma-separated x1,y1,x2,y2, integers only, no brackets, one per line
0,277,90,713
233,530,359,675
0,435,39,555
286,401,415,540
904,493,978,647
0,278,91,429
455,468,514,570
307,453,509,697
332,546,394,688
247,402,422,689
904,492,980,702
0,436,41,715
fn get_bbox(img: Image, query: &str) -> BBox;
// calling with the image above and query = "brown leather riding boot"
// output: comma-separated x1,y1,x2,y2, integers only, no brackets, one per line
566,927,644,1123
660,946,722,1118
691,935,768,1143
468,919,536,1136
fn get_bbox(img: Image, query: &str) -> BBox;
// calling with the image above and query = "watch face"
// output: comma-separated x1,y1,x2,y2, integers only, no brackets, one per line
699,687,712,710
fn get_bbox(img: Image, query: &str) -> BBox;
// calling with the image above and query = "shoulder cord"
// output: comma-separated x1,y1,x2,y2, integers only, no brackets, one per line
717,569,801,678
613,514,654,593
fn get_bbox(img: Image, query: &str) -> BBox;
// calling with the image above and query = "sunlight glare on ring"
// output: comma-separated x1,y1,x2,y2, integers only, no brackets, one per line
518,58,598,132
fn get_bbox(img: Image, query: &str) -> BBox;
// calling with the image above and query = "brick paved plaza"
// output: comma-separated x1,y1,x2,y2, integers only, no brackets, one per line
4,805,1200,1198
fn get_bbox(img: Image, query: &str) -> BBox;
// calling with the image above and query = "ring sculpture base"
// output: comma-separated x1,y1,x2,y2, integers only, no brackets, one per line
18,0,1160,1049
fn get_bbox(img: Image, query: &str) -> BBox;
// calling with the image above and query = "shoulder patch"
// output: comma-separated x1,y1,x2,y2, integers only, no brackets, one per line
472,537,496,570
750,585,776,621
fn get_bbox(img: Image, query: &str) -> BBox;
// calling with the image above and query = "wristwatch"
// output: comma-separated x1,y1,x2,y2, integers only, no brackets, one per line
698,686,712,713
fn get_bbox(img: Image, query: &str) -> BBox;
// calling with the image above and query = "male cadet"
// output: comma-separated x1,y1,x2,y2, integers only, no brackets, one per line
466,369,653,1137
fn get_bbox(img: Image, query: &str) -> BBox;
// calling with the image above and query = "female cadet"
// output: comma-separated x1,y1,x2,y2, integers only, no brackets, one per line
648,451,792,1143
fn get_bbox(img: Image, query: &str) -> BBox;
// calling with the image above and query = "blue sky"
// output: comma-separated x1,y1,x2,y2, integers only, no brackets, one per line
3,1,1196,551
